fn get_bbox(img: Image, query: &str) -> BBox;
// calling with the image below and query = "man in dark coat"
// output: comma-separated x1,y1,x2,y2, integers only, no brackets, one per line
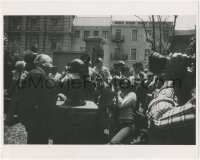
20,54,57,144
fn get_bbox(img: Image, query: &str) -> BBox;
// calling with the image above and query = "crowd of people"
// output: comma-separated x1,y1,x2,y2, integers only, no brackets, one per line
4,50,196,144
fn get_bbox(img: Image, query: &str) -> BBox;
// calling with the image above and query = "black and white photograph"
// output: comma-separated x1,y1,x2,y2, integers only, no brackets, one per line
1,1,199,159
3,14,196,145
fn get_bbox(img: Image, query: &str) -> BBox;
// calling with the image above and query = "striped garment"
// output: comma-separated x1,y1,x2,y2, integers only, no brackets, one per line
147,82,195,144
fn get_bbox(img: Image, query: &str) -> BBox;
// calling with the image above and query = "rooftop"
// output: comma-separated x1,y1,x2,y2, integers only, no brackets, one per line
174,30,195,36
73,17,111,26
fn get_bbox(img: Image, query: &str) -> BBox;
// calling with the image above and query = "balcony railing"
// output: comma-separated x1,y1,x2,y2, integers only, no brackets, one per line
111,35,125,42
111,53,128,60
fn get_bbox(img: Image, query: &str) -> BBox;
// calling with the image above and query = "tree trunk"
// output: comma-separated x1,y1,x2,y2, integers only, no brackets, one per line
170,15,178,53
159,17,162,53
152,15,156,51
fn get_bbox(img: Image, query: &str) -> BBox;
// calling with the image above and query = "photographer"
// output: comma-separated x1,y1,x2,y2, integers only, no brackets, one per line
147,52,196,144
109,78,137,144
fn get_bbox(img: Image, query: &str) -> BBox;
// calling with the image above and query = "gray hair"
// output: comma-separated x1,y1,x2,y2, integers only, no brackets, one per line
34,54,52,66
15,61,26,68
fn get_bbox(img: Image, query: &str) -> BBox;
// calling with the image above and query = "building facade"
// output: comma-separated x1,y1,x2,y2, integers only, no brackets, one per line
71,17,112,68
4,16,174,70
110,20,173,68
4,16,74,57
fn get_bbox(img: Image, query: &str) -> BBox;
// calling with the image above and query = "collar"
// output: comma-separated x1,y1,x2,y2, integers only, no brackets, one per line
36,67,46,75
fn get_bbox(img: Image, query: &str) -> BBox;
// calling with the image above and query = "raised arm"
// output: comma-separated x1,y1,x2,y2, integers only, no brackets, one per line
117,92,137,109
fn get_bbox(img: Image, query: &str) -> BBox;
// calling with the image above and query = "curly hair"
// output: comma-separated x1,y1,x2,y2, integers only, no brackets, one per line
15,61,26,68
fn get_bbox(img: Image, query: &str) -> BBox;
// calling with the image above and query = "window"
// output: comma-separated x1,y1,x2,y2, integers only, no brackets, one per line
130,48,136,60
115,21,124,24
49,16,64,31
102,31,108,39
27,16,40,30
145,49,150,60
9,16,22,30
116,29,121,36
80,47,86,51
75,31,80,38
50,36,61,50
93,31,99,37
84,31,90,38
51,38,57,50
26,34,39,50
132,30,137,41
51,17,59,30
126,21,135,25
146,30,151,36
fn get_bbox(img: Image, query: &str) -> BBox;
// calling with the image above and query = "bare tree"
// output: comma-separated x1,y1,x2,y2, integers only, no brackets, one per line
136,15,174,54
152,15,156,51
170,15,178,53
134,15,148,37
157,15,162,53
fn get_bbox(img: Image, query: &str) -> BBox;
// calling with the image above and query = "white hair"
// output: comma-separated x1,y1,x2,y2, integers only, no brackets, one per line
15,61,26,68
34,54,52,66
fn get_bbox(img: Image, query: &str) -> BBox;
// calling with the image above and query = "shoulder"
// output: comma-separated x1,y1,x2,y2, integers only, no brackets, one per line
128,92,136,98
29,68,44,76
102,66,109,72
126,92,137,102
27,69,46,80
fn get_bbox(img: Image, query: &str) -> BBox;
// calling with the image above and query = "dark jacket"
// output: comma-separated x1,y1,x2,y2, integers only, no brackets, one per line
20,67,58,134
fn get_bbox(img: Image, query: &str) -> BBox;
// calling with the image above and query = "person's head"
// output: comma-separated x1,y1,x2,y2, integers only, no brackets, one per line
118,61,125,71
51,66,58,74
88,61,92,67
80,54,91,66
144,68,149,74
121,65,130,77
23,50,38,71
96,58,103,68
34,54,53,74
119,78,132,92
132,62,143,74
15,61,26,71
70,59,86,78
147,72,154,81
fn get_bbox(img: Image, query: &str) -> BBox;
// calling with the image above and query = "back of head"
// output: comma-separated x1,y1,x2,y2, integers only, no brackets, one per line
15,60,26,71
121,65,130,75
80,54,90,65
133,62,143,73
70,59,86,77
96,57,103,64
34,54,52,73
23,50,38,71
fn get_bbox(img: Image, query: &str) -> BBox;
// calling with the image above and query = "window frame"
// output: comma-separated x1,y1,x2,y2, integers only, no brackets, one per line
84,31,90,38
93,31,99,37
131,30,138,41
130,48,137,60
75,30,80,38
102,31,108,39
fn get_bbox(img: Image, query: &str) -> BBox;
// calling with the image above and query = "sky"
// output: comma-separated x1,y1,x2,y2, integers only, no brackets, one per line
175,15,196,30
78,15,196,30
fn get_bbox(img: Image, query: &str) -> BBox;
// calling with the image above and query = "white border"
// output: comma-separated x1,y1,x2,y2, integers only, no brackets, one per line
0,1,199,158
